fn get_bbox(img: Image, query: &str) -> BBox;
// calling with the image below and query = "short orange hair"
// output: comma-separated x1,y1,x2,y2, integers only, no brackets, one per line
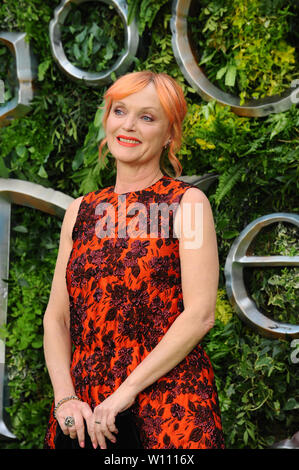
98,71,187,177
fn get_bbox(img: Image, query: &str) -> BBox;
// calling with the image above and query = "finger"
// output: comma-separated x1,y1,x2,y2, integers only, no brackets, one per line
58,416,72,436
57,413,70,435
104,428,117,444
93,416,114,449
95,428,107,450
74,413,85,448
107,415,119,435
96,422,117,445
63,416,77,439
60,423,70,436
57,409,75,436
69,425,77,440
86,421,97,449
81,405,95,448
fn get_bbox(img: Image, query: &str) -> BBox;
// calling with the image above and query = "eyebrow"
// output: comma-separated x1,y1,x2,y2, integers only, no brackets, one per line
113,101,158,112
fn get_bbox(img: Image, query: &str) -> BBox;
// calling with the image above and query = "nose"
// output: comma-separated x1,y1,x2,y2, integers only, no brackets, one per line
122,113,137,131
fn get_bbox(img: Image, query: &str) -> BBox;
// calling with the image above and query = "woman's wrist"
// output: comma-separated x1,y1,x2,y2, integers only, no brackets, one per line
53,379,76,403
119,375,142,398
53,395,81,419
54,386,77,405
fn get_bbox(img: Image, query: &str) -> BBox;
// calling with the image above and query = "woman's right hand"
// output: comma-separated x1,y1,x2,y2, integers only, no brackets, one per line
55,399,93,448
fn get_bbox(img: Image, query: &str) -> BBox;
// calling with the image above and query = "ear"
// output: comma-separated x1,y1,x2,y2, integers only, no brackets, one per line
163,125,172,147
163,138,171,148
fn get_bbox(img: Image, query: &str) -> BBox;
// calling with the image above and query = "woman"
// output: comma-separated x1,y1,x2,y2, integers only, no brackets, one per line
43,70,225,449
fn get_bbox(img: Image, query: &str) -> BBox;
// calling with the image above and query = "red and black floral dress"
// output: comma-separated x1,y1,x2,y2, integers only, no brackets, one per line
44,175,225,449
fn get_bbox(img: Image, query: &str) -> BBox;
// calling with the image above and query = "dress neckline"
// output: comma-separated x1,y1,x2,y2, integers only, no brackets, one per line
112,175,167,195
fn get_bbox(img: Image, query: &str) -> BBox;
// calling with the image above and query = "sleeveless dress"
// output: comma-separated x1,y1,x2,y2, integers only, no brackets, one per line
44,174,225,449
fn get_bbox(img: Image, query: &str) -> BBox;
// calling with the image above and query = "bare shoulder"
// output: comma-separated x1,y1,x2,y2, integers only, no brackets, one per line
178,187,213,221
180,187,210,204
174,187,216,245
62,195,84,241
66,195,84,216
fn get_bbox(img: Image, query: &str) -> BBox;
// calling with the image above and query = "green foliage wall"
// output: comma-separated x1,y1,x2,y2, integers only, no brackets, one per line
0,0,298,449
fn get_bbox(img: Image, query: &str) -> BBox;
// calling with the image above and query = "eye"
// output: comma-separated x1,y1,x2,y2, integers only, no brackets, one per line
113,107,124,116
142,115,154,122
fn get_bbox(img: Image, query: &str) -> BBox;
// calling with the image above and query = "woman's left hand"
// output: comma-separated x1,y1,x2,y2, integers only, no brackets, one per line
87,386,137,449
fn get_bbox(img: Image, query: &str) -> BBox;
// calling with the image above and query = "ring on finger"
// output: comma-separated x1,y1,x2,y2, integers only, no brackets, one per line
95,421,101,425
64,416,75,427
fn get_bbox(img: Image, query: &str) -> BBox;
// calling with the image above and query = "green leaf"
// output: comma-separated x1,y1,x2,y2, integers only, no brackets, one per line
225,65,237,87
269,114,288,140
16,144,27,158
214,163,244,205
199,50,217,66
32,337,43,349
13,225,28,233
75,29,87,43
216,65,227,80
127,0,140,26
37,58,51,82
0,155,9,178
247,426,255,441
94,106,104,128
72,149,84,171
73,43,81,61
283,398,299,411
38,165,48,178
255,356,272,369
104,43,114,61
222,230,240,239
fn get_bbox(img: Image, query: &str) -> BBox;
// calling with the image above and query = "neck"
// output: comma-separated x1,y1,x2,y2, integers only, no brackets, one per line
113,168,163,194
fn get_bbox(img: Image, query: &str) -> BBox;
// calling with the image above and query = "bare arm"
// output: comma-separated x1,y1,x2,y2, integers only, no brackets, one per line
43,196,92,447
93,188,219,447
124,187,218,391
43,196,83,401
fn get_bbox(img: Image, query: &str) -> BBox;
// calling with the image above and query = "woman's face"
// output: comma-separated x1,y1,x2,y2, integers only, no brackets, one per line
105,83,171,167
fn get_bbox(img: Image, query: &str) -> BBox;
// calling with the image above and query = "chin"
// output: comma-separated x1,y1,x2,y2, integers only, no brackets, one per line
112,145,143,159
113,152,141,164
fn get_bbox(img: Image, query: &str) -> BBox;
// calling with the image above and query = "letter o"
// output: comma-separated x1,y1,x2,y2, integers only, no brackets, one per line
0,32,37,127
49,0,139,86
171,0,298,117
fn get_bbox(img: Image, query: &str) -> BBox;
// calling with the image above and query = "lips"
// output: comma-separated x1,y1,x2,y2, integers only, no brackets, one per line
116,135,142,147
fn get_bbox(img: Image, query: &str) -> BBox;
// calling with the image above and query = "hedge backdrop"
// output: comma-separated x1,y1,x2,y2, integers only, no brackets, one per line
0,0,298,449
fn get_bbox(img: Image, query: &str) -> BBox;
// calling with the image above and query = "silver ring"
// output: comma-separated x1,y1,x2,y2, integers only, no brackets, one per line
64,416,75,427
95,421,101,425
